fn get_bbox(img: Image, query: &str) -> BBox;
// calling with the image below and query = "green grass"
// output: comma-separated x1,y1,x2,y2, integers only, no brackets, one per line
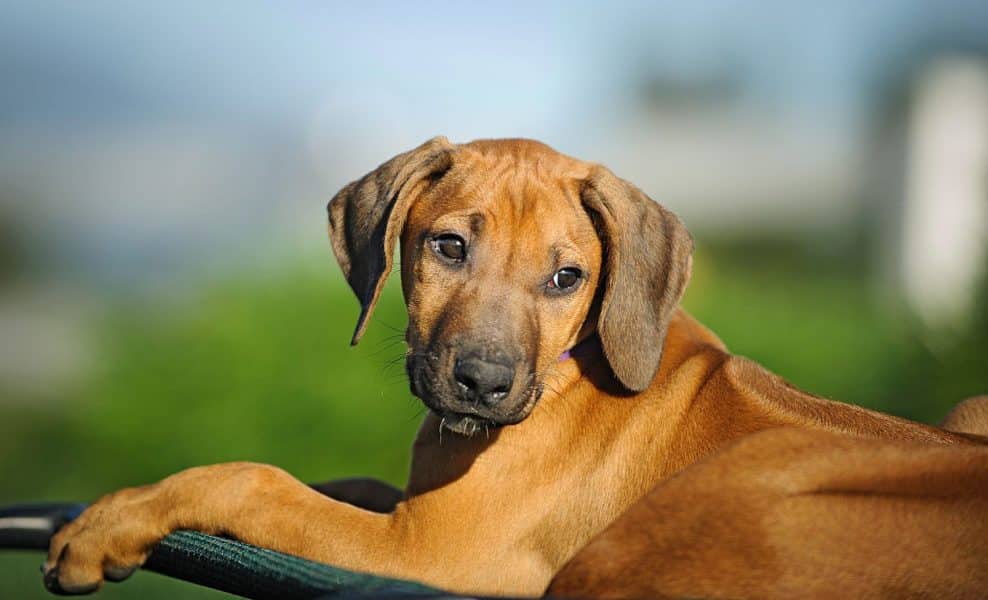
1,247,984,598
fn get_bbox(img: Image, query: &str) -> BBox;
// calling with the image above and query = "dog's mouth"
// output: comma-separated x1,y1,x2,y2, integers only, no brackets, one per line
435,411,500,436
408,349,545,437
430,384,543,437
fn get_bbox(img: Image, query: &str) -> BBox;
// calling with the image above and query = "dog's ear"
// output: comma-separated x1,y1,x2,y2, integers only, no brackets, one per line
581,166,694,392
327,136,455,345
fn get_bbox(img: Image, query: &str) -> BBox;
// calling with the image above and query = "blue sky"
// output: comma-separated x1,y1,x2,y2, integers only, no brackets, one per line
2,1,987,280
6,0,987,137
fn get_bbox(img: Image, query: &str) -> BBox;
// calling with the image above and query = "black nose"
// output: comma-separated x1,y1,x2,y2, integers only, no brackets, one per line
453,356,515,406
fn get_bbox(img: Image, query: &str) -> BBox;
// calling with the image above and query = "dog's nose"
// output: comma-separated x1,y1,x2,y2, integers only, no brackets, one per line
453,356,515,406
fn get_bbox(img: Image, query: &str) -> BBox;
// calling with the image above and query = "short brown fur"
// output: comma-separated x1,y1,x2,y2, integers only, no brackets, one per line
45,138,988,598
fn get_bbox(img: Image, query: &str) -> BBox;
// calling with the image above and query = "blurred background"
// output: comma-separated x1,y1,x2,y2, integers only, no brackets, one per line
2,1,987,597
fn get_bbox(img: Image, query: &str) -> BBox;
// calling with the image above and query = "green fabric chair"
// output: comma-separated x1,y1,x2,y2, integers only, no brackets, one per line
0,503,443,599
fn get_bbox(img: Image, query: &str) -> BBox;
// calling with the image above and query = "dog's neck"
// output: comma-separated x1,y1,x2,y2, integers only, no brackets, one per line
401,308,732,581
406,309,727,492
555,309,726,393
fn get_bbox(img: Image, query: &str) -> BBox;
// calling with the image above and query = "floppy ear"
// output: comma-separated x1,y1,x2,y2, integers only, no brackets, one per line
581,166,694,392
327,136,455,345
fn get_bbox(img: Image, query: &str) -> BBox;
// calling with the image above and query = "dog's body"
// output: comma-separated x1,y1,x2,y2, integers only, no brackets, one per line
45,138,988,598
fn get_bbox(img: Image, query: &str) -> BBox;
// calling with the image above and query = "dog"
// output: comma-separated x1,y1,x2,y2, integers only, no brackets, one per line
44,137,988,598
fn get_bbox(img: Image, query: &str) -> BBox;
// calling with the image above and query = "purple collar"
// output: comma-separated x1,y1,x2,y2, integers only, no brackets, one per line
558,335,594,362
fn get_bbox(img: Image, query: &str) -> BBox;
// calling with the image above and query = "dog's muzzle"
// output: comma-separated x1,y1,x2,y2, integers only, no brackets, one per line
407,345,537,436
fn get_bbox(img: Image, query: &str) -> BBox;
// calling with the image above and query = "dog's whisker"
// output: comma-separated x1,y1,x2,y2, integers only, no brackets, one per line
373,339,406,352
367,346,407,361
376,320,406,335
375,332,406,342
405,407,427,423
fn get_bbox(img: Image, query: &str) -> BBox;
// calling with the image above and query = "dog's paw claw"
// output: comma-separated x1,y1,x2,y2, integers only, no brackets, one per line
42,565,61,593
42,545,104,596
43,567,100,596
104,565,138,583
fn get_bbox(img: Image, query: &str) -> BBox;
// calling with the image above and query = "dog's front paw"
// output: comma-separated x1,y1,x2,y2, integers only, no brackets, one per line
42,486,164,595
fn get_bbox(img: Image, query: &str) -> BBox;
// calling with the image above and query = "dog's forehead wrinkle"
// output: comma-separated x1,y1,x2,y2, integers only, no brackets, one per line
425,208,483,236
463,138,592,176
469,213,485,234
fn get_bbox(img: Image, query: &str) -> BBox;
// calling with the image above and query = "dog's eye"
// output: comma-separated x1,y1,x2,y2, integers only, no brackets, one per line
431,234,467,262
549,267,582,291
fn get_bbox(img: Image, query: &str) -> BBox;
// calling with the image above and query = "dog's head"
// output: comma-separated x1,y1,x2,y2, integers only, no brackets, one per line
328,137,692,436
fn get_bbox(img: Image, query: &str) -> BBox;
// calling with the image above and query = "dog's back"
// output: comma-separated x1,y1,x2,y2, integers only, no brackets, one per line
550,426,988,599
942,395,988,436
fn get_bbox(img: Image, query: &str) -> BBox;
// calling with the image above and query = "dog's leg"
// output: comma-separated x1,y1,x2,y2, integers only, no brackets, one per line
43,463,425,595
310,477,403,513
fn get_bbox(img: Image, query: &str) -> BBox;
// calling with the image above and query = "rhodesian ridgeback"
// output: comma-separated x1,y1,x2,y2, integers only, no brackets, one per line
44,137,988,598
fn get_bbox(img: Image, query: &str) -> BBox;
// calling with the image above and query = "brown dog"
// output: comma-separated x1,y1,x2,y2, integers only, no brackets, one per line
44,137,988,598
